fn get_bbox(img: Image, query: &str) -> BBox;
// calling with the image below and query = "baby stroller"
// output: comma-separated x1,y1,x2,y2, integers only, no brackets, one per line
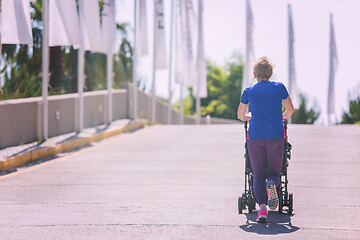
238,120,293,214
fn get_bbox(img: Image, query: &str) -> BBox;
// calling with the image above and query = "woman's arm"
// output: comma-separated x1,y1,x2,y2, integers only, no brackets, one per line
282,96,295,119
237,103,251,121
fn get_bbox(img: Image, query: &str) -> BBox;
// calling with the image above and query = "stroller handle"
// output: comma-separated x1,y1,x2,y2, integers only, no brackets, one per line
283,119,288,139
244,121,248,139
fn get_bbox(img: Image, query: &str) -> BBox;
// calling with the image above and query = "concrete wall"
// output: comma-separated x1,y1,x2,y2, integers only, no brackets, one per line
0,84,238,149
0,97,39,148
0,89,128,149
83,91,107,128
126,82,239,125
47,93,77,138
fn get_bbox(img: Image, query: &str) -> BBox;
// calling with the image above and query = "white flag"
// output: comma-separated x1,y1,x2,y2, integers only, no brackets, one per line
288,4,299,109
154,0,167,69
138,0,149,56
49,0,81,48
242,0,255,92
78,0,103,53
327,13,338,115
102,0,116,54
175,0,186,85
1,0,33,46
184,0,197,87
175,0,195,87
194,0,207,98
185,0,197,40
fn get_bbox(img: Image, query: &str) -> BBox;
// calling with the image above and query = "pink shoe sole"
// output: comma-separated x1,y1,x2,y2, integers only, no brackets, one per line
267,180,279,210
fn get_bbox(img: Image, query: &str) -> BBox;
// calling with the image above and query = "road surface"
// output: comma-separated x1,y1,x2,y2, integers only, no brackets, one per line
0,124,359,239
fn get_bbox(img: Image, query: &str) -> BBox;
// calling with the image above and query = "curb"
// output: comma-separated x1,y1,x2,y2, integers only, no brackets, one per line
0,120,148,172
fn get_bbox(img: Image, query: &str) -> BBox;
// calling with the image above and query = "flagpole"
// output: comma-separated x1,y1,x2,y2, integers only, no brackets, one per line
0,1,2,59
173,0,182,125
132,0,138,120
151,1,157,124
196,94,200,124
242,0,252,112
105,0,115,125
180,84,184,124
42,0,49,140
195,0,202,125
180,0,188,125
242,0,249,93
77,48,84,131
329,14,331,125
0,2,2,94
287,4,292,124
78,2,85,132
328,13,336,126
167,0,175,125
107,53,113,124
329,13,334,125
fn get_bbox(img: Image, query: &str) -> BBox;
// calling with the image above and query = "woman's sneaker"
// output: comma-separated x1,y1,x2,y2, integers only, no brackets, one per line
266,180,279,210
256,209,268,223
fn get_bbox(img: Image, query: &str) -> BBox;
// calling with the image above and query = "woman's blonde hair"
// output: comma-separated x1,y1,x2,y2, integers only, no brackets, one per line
253,56,274,79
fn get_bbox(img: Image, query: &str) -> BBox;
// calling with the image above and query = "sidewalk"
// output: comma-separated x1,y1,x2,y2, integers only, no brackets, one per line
0,119,147,172
0,124,359,239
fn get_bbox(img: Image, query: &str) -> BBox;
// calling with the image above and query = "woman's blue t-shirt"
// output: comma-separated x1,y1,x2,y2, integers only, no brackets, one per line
240,80,289,140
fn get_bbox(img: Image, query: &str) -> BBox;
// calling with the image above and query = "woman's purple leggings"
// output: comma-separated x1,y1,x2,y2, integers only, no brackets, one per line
247,138,285,205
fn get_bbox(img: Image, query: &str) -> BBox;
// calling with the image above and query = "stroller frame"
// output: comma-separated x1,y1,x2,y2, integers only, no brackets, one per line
238,120,293,214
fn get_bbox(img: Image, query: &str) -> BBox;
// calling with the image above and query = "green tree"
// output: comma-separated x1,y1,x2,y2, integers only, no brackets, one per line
1,0,43,100
62,47,78,93
291,94,320,124
225,54,244,118
0,0,132,100
183,53,322,124
342,85,360,124
342,97,360,124
113,23,133,87
185,54,244,119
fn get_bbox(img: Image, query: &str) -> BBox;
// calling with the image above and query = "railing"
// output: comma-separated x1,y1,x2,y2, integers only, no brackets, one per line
0,83,239,149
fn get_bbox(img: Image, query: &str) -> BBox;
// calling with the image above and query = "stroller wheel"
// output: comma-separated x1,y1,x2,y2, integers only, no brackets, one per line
251,194,256,210
238,196,243,214
248,195,254,213
278,187,283,214
278,195,283,214
288,193,293,214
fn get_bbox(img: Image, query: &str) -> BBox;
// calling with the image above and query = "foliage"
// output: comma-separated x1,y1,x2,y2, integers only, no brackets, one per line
183,53,321,124
0,0,43,100
341,84,360,124
0,0,133,100
291,94,320,124
113,23,133,88
184,54,244,119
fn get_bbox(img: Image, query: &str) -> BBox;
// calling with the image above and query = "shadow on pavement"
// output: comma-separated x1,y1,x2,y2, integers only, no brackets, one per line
239,211,299,235
7,141,46,158
0,144,95,177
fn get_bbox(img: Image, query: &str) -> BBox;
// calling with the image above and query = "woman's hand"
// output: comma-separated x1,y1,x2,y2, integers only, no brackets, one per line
282,97,295,119
237,103,251,121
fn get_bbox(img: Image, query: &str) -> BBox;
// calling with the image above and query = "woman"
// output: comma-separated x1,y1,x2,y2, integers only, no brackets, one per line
237,56,294,223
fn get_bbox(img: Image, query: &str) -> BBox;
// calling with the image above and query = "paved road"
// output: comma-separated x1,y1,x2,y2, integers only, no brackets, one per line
0,124,359,239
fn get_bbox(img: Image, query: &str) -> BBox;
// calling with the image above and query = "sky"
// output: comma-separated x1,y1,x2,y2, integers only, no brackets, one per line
117,0,360,124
